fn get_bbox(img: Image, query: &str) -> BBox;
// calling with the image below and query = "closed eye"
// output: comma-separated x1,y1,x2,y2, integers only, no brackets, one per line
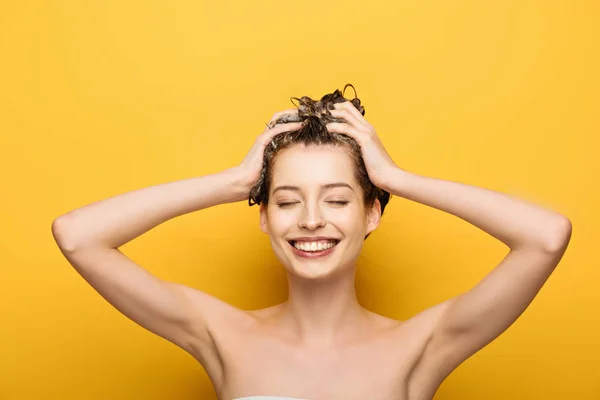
276,202,299,208
328,201,349,206
276,201,348,208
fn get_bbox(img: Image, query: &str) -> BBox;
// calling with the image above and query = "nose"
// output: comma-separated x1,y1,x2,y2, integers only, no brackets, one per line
298,202,326,230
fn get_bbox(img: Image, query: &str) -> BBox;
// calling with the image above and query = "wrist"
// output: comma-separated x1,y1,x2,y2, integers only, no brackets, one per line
385,168,415,197
221,166,253,203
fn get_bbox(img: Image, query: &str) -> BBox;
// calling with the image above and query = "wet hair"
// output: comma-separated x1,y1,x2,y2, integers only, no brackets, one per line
248,84,391,238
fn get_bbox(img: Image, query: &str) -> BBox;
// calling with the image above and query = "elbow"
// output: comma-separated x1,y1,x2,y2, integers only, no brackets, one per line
542,216,572,253
51,216,80,253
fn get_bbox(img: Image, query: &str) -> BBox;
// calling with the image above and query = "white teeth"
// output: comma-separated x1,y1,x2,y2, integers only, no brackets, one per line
293,240,337,252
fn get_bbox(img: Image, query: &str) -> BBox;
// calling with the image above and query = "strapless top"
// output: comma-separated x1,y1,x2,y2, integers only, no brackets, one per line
233,397,310,400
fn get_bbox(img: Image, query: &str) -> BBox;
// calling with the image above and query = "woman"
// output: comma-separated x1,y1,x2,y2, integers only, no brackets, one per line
51,85,572,400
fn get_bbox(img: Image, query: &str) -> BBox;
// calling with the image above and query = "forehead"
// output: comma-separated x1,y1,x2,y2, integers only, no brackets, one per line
271,144,356,189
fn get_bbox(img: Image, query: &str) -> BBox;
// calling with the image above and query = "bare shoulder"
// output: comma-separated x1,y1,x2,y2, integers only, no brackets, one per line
363,309,405,333
182,286,256,342
401,298,459,395
361,300,454,339
246,304,284,320
178,286,254,369
362,303,452,357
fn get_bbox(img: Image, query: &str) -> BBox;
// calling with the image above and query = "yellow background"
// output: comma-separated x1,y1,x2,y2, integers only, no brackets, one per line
1,1,598,399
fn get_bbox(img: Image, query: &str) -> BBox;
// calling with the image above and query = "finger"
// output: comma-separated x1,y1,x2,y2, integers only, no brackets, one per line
264,108,300,131
333,101,373,129
268,108,299,124
329,107,364,129
260,121,303,143
325,122,367,145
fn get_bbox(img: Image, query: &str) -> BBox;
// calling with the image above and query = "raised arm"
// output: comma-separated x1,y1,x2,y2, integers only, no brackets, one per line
324,100,572,383
51,167,251,353
389,170,572,379
51,114,303,360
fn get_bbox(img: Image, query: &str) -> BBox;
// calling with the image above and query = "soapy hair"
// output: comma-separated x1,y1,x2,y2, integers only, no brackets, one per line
248,84,391,232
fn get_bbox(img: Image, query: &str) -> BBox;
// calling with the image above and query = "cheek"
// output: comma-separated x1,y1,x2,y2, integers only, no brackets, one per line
326,209,367,234
267,209,297,232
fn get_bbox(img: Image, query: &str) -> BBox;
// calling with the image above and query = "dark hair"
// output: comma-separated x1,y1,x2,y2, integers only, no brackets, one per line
248,84,391,237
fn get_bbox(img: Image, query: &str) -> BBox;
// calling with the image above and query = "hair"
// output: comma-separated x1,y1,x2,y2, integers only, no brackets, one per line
248,84,391,238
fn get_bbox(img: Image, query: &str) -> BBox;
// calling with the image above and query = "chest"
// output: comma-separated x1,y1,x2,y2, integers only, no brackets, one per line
217,327,433,400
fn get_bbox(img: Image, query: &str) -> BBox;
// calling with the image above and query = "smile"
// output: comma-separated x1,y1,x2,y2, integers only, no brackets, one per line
287,239,340,259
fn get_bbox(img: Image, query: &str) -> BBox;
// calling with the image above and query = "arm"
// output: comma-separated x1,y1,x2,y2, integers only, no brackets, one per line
53,167,249,250
51,167,252,353
51,112,302,362
388,170,572,375
324,100,572,376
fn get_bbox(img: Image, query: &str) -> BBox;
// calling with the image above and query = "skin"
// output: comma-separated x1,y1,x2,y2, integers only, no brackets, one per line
249,108,400,350
258,144,382,348
52,102,572,400
209,144,450,400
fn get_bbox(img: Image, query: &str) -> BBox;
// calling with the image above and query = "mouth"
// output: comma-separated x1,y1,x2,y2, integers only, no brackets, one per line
287,239,341,258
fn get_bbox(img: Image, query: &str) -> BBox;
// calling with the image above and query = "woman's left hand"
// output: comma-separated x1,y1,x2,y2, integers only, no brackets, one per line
326,101,400,191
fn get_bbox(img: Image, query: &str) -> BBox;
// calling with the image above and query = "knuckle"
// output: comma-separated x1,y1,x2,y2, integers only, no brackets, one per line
336,103,351,112
273,108,297,118
332,109,347,118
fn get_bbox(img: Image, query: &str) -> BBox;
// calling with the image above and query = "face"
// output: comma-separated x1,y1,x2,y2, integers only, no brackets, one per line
260,144,381,280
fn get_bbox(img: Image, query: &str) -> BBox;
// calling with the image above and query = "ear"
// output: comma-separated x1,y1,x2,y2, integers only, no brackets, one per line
365,198,382,236
259,202,269,234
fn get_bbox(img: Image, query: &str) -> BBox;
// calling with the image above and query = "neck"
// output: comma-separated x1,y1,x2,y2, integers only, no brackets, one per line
278,267,370,350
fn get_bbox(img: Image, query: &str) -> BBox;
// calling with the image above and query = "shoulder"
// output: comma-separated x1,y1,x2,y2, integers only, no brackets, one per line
364,309,405,332
401,299,458,391
180,288,260,386
179,287,257,357
246,304,285,320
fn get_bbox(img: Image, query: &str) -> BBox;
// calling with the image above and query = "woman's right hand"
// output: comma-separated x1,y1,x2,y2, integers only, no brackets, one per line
236,108,304,193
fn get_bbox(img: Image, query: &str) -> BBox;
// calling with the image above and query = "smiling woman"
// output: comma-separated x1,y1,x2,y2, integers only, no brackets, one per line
256,140,384,282
52,84,571,400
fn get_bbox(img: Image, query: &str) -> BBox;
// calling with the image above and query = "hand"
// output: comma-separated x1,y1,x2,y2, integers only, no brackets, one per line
237,108,304,192
326,101,399,191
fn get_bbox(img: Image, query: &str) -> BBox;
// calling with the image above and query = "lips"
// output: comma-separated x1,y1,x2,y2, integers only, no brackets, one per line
287,236,341,243
288,237,340,259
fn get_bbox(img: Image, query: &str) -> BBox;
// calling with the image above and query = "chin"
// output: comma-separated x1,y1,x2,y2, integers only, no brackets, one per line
286,259,356,282
273,240,358,280
288,265,337,280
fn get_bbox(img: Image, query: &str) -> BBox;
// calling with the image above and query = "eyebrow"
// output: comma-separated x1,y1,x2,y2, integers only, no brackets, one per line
272,182,355,195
